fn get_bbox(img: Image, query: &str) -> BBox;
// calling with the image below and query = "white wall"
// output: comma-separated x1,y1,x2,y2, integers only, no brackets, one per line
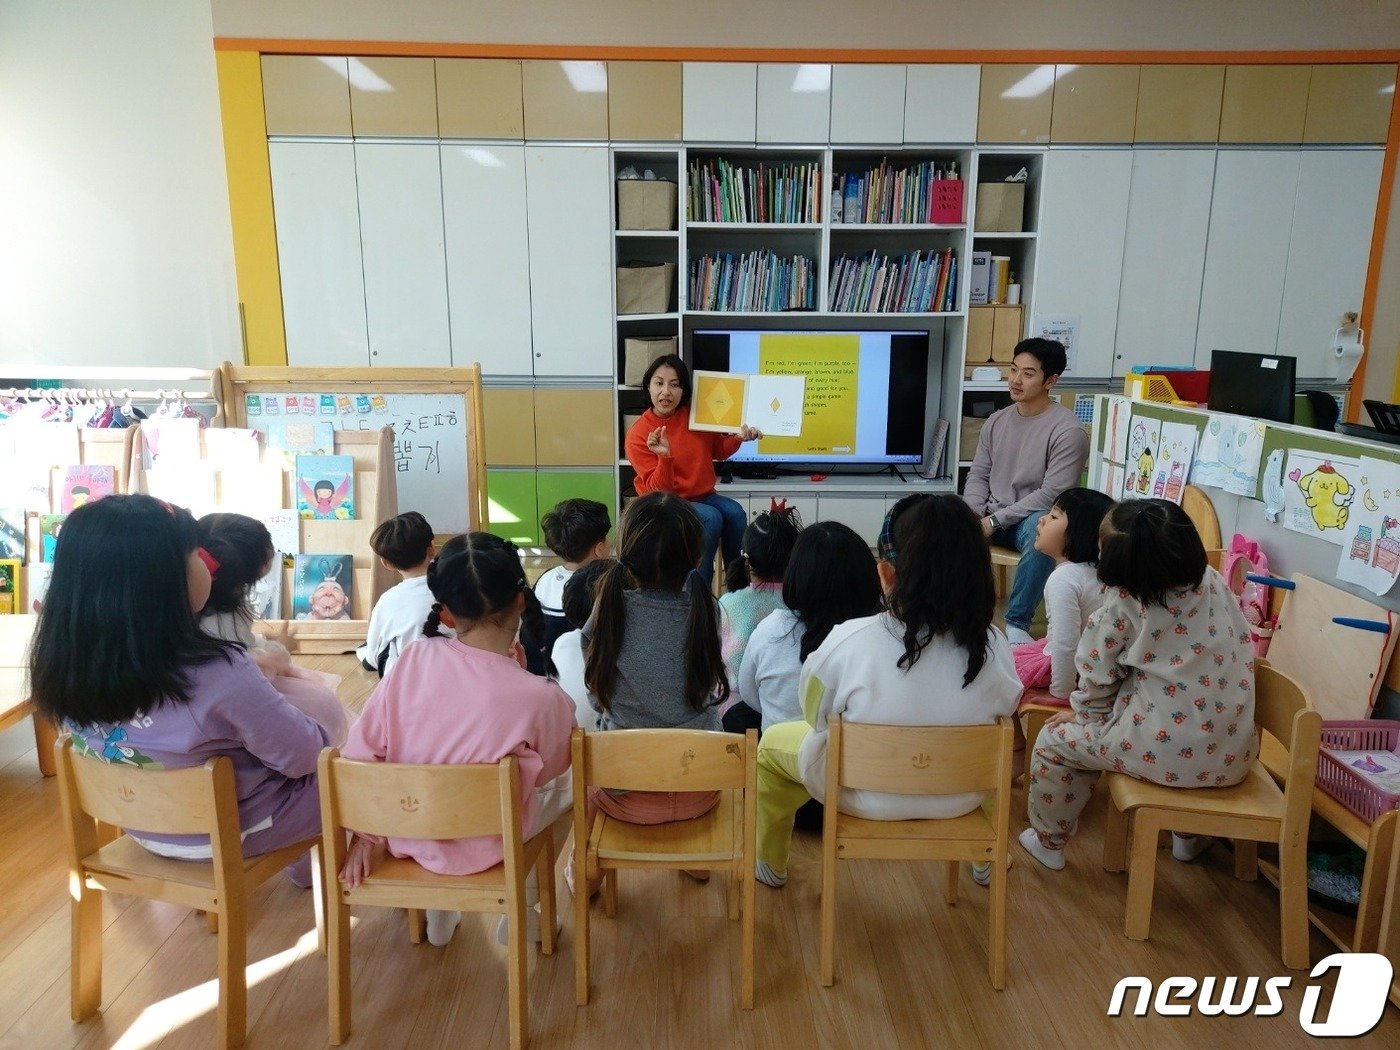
0,1,240,369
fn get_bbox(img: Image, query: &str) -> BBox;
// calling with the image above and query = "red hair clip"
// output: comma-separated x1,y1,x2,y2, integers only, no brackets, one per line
196,546,220,580
769,497,788,514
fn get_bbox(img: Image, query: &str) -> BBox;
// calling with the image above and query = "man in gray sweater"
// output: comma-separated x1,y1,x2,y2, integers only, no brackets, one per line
963,338,1090,644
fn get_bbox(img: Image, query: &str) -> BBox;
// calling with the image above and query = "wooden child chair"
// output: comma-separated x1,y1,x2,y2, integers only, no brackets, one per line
820,715,1015,989
1101,663,1320,968
55,737,325,1050
318,749,560,1049
572,727,757,1009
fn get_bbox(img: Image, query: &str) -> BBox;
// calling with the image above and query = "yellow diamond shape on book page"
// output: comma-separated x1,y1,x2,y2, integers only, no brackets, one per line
699,378,743,429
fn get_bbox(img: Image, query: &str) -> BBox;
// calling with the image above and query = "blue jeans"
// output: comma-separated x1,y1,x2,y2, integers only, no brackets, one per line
990,509,1052,632
688,493,747,588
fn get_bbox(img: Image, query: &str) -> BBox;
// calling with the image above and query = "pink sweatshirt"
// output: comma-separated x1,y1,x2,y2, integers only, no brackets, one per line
343,635,576,874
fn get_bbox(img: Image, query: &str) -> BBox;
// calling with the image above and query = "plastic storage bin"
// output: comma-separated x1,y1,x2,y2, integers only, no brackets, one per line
1315,720,1400,823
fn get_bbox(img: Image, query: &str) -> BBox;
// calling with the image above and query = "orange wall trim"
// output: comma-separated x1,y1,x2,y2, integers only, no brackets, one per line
213,39,1400,64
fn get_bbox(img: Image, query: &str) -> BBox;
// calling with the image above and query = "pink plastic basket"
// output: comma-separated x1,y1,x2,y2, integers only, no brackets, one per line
1316,720,1400,824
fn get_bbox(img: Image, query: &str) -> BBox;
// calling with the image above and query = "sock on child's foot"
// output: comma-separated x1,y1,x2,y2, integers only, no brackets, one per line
971,862,992,887
426,909,461,947
1171,833,1212,862
495,904,561,946
754,860,788,887
1018,827,1066,871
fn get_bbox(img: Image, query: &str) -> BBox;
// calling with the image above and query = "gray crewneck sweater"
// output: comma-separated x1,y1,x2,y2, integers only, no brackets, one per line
963,401,1090,528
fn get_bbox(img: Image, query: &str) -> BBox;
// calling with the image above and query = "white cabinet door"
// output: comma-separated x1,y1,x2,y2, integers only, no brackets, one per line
757,63,832,143
903,65,981,143
1032,149,1133,379
683,63,757,143
1114,150,1216,375
441,144,534,376
355,143,452,367
830,65,905,144
816,496,887,544
525,146,614,378
1278,149,1383,377
1195,150,1300,366
268,141,369,367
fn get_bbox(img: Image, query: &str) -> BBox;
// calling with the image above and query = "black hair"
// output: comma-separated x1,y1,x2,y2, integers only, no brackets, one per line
1011,337,1068,380
782,521,883,661
585,491,728,713
196,513,275,616
1097,499,1207,607
422,532,543,644
30,494,238,727
639,354,692,410
370,511,435,571
541,498,611,563
1052,487,1116,565
562,558,616,629
882,494,996,687
314,480,334,495
724,503,803,593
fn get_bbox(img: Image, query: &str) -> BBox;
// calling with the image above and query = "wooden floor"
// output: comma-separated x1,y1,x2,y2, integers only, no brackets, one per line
0,655,1393,1048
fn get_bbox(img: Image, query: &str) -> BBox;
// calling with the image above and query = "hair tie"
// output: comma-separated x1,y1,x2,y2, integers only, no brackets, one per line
617,558,633,574
769,497,789,515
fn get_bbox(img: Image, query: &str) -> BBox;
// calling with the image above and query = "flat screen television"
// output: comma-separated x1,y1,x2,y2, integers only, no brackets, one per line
1207,350,1297,425
690,329,930,466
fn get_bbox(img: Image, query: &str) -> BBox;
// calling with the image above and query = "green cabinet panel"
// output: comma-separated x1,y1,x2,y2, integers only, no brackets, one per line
535,471,618,540
486,469,540,546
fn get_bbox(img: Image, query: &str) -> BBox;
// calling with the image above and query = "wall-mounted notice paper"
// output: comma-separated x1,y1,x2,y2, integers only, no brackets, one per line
1121,415,1162,501
691,371,806,437
1152,422,1198,505
1192,413,1266,497
1334,455,1400,596
1281,449,1360,547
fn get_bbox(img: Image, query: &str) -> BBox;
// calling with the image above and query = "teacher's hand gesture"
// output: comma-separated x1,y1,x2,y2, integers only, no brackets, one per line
736,425,764,442
646,425,671,457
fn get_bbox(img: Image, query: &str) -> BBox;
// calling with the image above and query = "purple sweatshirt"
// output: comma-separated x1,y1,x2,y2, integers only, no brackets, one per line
65,650,327,857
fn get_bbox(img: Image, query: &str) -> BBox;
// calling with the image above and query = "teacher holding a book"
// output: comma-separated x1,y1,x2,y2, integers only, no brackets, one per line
625,354,762,588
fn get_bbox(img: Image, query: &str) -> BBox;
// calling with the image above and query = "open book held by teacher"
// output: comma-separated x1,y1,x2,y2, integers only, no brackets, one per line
690,370,805,437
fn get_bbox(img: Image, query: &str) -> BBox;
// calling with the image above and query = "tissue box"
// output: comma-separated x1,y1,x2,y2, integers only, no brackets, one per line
974,183,1026,233
616,262,675,315
623,337,677,386
618,180,678,231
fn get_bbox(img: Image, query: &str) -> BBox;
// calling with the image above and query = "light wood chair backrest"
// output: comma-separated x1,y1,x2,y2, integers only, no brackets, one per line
319,751,516,842
1180,484,1222,551
578,728,749,792
829,717,1013,797
1254,663,1323,828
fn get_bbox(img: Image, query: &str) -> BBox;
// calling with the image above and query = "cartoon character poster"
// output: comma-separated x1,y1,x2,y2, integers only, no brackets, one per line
59,464,116,514
1120,415,1162,500
1191,414,1266,496
295,455,354,520
1281,449,1360,547
1334,455,1400,596
1152,422,1198,505
292,554,354,620
38,514,66,562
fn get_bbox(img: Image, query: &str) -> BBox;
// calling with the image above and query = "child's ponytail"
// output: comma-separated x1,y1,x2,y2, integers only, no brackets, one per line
584,559,631,710
421,533,533,640
684,571,730,711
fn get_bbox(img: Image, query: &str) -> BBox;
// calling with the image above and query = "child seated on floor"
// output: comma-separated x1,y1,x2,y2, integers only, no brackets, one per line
754,494,1022,889
550,557,615,731
1012,487,1115,699
339,532,576,947
357,511,442,678
1020,498,1256,872
197,512,349,746
523,498,611,676
718,500,802,733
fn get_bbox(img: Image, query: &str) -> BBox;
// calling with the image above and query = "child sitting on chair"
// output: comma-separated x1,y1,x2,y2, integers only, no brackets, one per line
523,498,611,676
358,511,442,678
339,533,576,947
1020,499,1257,872
550,557,615,731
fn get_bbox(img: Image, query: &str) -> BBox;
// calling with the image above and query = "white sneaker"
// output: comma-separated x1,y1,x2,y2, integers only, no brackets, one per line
1171,833,1212,862
1018,827,1066,871
1006,626,1035,646
425,909,461,947
496,904,561,946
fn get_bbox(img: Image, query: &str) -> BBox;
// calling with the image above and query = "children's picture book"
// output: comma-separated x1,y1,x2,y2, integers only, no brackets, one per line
253,559,284,620
691,370,805,437
265,422,335,469
39,514,66,562
292,554,354,621
0,507,24,563
258,510,301,557
59,464,116,514
26,562,52,613
203,428,261,470
295,455,354,520
139,417,201,468
0,559,18,614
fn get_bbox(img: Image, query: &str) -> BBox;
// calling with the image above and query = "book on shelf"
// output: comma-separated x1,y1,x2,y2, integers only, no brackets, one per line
969,250,992,305
687,157,821,223
688,251,817,312
829,159,963,225
826,247,957,313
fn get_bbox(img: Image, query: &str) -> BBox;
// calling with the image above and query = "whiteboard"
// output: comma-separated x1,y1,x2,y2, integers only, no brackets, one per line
243,391,472,534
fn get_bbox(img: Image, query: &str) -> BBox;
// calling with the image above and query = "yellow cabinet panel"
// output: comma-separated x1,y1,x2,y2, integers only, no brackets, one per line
977,65,1053,143
522,60,609,140
534,388,614,466
1134,65,1224,143
348,57,437,137
262,55,351,136
608,62,682,141
483,388,536,467
1219,66,1311,144
1304,64,1396,144
1050,65,1140,143
437,59,524,139
966,306,995,364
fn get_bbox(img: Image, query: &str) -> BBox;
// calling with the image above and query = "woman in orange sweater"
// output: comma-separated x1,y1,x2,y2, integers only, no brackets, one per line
625,355,762,587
